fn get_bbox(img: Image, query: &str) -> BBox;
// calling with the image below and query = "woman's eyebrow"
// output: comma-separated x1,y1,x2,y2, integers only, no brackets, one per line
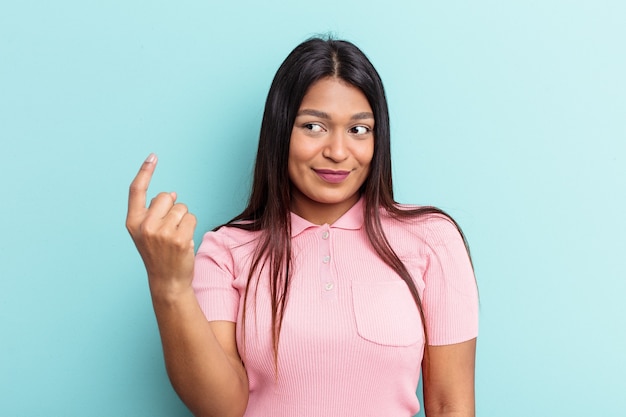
351,112,374,120
297,109,330,119
296,109,374,121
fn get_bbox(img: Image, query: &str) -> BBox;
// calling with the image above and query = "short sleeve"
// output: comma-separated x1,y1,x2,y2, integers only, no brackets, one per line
192,230,240,323
422,218,479,345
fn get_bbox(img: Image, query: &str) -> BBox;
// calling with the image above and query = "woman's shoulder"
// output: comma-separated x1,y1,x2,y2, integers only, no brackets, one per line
197,222,260,255
380,204,464,246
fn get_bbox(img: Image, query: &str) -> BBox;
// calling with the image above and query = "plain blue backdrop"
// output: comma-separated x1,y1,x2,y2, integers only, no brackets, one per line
1,1,625,415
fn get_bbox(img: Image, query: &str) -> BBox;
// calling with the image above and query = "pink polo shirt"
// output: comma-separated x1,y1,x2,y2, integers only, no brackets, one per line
193,198,478,416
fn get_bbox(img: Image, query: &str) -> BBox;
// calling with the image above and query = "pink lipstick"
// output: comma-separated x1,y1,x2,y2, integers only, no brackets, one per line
314,169,350,184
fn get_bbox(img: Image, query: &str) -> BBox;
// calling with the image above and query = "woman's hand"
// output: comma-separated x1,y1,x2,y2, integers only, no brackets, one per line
125,154,248,417
126,154,197,298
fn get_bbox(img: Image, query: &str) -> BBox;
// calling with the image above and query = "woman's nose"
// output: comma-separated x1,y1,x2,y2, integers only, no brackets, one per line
322,132,349,162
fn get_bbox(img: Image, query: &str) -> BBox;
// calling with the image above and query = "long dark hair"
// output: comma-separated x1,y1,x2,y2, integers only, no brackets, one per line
219,37,471,370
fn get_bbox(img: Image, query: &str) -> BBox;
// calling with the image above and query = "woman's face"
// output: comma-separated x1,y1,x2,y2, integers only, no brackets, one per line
288,77,374,224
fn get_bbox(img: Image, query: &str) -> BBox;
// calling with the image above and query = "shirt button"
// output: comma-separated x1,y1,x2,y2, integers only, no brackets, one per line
324,282,334,291
322,231,330,240
322,255,330,264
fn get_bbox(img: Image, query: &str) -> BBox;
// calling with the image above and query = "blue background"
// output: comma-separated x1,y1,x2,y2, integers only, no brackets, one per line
1,1,625,415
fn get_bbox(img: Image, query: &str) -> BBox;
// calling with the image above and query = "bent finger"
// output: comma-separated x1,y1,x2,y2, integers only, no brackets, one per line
145,191,177,220
162,203,189,226
177,212,197,239
127,153,158,219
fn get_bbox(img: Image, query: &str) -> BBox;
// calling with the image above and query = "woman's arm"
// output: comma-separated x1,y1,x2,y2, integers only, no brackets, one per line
422,338,476,417
126,154,248,417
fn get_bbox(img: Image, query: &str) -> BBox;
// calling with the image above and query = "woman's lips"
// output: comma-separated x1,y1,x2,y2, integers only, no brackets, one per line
314,169,350,184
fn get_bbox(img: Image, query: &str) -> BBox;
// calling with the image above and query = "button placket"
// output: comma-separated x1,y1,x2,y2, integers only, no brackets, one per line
319,225,335,298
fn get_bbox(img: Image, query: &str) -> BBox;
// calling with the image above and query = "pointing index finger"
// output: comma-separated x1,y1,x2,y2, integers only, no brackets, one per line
127,153,158,218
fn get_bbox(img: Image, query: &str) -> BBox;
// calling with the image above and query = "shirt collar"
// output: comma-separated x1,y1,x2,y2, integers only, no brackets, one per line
290,197,365,237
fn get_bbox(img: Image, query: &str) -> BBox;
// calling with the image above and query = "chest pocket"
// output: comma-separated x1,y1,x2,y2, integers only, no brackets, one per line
351,280,424,347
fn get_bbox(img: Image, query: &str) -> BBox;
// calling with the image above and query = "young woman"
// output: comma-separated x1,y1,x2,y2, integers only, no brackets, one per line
126,37,478,417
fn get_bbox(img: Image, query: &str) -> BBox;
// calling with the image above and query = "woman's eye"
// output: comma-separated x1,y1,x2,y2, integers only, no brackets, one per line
304,123,324,133
350,125,370,135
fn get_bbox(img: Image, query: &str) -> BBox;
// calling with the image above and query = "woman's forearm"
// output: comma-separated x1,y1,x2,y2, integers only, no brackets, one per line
151,288,248,417
422,339,476,417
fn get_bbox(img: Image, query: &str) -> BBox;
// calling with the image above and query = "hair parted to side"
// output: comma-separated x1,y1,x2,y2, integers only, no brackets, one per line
218,36,472,374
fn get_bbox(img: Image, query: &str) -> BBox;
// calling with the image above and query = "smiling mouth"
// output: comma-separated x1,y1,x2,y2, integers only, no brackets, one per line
314,169,350,184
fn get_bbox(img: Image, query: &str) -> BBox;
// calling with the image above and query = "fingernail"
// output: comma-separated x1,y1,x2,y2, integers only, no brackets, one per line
145,153,156,163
